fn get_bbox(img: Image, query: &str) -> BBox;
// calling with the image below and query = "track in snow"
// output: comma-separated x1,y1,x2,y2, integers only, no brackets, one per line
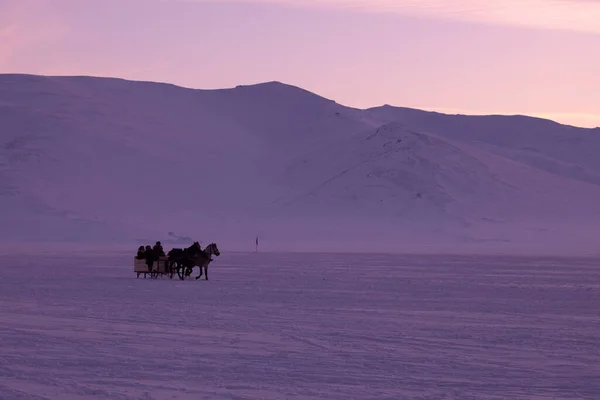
1,251,599,399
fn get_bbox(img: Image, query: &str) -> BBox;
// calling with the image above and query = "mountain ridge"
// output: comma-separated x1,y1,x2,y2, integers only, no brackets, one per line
1,73,599,254
3,73,594,129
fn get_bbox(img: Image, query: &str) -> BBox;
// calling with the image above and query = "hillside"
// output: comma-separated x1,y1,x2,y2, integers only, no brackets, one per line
366,106,600,185
1,74,600,253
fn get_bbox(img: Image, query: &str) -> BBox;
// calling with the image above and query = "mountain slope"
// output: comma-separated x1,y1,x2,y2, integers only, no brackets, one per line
366,105,600,185
1,73,600,253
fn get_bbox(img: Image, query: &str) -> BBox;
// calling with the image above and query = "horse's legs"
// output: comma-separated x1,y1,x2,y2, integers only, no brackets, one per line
195,263,210,280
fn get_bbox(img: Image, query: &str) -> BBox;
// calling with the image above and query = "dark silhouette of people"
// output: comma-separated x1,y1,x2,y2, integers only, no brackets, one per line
144,245,154,271
135,246,145,259
152,241,165,258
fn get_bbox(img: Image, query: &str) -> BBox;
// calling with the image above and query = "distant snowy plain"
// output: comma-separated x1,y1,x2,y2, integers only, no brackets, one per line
1,250,599,399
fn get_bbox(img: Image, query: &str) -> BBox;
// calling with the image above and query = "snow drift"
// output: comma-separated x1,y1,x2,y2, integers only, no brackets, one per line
1,73,599,254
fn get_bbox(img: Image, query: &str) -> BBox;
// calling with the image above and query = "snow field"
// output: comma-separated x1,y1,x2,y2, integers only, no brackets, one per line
1,251,599,399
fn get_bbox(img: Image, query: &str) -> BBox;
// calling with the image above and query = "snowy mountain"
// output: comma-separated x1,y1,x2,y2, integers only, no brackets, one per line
1,73,599,253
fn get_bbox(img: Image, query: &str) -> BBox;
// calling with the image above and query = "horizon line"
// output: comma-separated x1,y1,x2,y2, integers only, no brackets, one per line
2,71,598,130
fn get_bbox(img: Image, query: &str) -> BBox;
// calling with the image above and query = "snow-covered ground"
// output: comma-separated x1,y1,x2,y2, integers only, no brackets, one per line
1,250,598,399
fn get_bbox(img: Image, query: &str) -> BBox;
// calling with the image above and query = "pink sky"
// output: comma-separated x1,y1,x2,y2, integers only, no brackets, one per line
1,0,598,128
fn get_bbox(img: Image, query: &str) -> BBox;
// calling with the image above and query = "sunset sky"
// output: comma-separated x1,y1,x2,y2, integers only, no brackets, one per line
1,0,598,127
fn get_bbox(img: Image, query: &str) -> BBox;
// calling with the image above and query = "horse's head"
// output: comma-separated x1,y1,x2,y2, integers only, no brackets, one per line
204,243,220,257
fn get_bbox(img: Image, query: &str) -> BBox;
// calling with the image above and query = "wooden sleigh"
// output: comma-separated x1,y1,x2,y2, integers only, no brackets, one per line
133,256,172,279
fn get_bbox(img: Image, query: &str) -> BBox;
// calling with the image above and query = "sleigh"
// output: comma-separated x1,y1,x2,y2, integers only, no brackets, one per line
133,256,172,279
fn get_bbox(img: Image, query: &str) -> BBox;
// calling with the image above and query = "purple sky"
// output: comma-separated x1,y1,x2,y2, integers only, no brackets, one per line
1,0,598,127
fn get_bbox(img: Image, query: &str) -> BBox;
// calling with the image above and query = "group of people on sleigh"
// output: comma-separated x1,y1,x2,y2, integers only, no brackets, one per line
135,241,166,270
135,241,215,272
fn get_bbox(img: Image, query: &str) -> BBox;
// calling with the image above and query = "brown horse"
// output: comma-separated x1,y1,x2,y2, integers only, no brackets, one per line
167,242,220,280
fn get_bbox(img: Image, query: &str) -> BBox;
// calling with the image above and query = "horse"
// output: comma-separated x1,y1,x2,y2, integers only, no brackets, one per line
166,242,203,280
194,243,221,280
167,242,220,280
